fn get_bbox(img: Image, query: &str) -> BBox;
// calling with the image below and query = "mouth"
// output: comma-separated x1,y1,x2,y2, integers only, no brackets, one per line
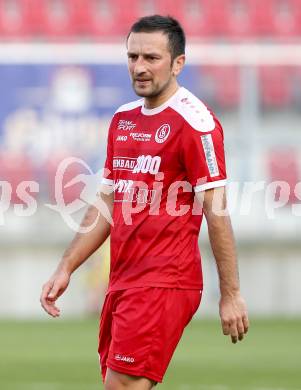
135,79,151,84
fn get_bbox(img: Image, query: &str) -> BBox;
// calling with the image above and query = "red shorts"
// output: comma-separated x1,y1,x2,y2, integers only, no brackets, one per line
98,287,202,383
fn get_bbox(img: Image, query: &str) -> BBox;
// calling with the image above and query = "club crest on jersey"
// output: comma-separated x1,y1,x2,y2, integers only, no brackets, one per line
155,124,170,144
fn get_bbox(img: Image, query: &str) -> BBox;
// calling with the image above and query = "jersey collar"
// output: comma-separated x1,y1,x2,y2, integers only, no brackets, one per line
141,87,183,116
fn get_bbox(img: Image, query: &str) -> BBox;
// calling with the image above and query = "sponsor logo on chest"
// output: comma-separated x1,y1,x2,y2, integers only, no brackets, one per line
129,132,152,142
113,157,136,170
116,121,171,143
117,120,136,130
113,155,161,175
113,179,156,204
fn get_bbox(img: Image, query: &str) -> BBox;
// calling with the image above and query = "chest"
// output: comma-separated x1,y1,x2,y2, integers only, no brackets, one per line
112,113,182,158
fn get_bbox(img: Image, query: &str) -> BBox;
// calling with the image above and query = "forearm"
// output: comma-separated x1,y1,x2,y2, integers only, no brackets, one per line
206,214,240,297
40,189,114,317
56,193,113,275
201,187,240,297
200,188,249,342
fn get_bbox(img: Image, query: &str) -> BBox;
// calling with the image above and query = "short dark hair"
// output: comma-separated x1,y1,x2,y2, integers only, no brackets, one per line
127,15,185,61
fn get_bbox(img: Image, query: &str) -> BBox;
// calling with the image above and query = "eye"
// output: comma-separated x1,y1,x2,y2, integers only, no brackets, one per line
128,54,138,61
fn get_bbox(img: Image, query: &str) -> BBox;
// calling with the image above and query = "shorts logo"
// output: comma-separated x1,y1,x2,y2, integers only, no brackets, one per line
201,134,219,177
155,124,170,144
114,354,135,363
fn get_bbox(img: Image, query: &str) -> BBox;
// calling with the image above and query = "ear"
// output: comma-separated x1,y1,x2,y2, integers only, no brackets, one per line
172,54,185,77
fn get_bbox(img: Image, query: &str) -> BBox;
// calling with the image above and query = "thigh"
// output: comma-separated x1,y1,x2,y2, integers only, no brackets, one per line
107,287,202,383
98,291,121,382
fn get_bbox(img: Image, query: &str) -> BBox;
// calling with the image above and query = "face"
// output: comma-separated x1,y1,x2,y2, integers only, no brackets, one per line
127,31,184,101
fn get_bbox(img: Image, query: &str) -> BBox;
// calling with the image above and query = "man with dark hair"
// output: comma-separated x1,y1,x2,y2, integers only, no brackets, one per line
128,15,186,61
41,15,249,390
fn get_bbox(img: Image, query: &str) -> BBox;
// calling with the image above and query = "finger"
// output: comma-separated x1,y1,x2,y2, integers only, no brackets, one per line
221,320,230,335
44,298,61,317
48,281,62,301
237,318,245,341
40,282,54,311
229,321,238,344
40,282,60,317
40,282,53,303
41,298,60,317
242,315,249,333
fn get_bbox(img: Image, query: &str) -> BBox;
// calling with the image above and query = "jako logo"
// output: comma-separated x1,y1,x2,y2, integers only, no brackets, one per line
114,354,135,363
155,124,170,143
116,135,127,142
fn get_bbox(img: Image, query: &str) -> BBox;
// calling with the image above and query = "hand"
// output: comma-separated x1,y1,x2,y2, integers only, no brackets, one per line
40,270,71,318
219,292,249,344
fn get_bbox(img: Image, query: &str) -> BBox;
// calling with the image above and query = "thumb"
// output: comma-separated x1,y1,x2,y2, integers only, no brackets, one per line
48,283,60,300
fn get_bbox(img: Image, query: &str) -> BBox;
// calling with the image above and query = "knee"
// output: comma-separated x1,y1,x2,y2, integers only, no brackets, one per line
104,370,128,390
104,368,155,390
104,377,118,390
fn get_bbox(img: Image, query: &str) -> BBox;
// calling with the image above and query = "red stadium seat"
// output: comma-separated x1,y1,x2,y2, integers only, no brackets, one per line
30,0,80,39
0,152,37,204
250,0,275,37
269,0,301,39
202,66,240,109
267,148,300,204
250,0,301,38
0,0,33,39
119,0,173,32
259,66,293,108
216,0,260,39
76,0,125,39
163,0,218,38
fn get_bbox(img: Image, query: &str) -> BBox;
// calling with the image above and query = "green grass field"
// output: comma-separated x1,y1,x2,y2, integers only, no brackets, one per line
0,318,300,390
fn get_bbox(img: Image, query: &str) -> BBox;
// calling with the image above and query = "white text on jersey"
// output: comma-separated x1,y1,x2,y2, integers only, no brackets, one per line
117,120,136,130
133,155,161,175
113,155,161,175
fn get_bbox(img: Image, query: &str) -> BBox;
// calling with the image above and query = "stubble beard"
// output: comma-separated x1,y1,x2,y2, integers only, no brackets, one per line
132,76,173,99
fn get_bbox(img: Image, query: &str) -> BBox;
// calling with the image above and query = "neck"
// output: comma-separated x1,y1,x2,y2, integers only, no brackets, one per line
144,82,179,109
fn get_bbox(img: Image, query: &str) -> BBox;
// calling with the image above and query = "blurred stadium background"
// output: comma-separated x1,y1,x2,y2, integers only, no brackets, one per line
0,0,300,389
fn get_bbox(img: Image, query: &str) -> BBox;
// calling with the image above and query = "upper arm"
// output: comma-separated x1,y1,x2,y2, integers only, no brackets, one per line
181,115,227,193
96,184,114,206
101,115,117,186
195,186,227,221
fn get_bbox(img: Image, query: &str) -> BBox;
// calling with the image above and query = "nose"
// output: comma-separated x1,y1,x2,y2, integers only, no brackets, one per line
133,56,147,76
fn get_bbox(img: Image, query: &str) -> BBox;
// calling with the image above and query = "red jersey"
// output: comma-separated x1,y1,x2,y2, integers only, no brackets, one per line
102,87,227,292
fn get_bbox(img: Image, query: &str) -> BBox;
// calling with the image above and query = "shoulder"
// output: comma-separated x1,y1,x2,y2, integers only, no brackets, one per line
171,87,216,132
114,98,144,114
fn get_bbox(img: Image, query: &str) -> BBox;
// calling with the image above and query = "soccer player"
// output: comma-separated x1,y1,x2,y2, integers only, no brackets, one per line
40,15,249,390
